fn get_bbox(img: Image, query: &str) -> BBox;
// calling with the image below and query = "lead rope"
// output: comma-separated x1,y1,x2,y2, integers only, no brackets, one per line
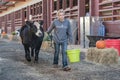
48,33,54,48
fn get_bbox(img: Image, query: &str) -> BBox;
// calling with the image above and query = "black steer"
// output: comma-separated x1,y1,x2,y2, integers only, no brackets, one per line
20,20,44,63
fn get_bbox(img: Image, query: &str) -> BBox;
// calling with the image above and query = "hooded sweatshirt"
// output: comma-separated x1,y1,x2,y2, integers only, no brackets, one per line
47,19,73,43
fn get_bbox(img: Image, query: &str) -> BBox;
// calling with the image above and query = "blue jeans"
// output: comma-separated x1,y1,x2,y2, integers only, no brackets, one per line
53,41,68,68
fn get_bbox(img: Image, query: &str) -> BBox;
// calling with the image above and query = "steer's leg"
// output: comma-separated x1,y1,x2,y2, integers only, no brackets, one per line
24,44,31,62
34,49,39,63
31,47,34,57
34,42,42,63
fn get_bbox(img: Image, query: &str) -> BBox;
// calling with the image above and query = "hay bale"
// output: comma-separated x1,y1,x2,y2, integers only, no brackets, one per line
8,35,21,41
41,41,50,50
41,41,54,52
12,35,20,41
1,34,9,39
86,48,95,61
86,48,119,65
99,48,119,64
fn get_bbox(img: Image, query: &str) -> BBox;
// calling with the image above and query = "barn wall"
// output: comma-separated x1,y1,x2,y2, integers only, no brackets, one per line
104,22,120,37
90,0,99,16
0,0,42,17
0,0,46,33
0,0,100,44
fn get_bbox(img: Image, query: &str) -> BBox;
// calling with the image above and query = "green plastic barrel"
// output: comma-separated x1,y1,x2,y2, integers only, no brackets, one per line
67,49,80,63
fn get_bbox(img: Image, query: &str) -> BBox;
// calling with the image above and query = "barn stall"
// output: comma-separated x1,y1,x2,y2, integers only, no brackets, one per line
0,0,100,45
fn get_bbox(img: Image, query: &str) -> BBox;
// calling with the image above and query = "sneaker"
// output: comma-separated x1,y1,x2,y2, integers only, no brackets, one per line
63,66,71,71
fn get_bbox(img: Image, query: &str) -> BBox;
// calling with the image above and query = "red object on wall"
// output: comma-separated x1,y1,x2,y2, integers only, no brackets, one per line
105,39,120,56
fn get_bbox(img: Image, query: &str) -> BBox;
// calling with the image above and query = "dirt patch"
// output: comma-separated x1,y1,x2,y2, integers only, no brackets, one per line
0,39,120,80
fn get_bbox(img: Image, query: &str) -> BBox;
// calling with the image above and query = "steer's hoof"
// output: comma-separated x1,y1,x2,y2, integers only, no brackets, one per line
26,58,31,62
31,54,34,57
25,56,31,62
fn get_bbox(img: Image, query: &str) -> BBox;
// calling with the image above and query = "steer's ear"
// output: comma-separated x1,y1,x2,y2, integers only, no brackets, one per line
39,20,44,25
26,21,33,26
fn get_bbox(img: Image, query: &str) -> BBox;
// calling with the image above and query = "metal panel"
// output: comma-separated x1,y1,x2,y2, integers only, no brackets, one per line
80,17,99,48
69,19,78,44
90,17,99,36
80,17,90,48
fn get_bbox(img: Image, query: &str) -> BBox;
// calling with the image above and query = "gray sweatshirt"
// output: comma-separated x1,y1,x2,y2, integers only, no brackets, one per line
47,19,73,43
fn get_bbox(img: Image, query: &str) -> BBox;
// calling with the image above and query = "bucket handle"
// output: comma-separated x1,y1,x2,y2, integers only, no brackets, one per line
68,45,74,50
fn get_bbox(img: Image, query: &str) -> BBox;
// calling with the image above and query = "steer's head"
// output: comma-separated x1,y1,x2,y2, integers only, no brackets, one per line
32,20,44,37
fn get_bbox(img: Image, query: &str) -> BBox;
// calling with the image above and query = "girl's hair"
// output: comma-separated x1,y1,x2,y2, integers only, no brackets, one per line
57,10,65,16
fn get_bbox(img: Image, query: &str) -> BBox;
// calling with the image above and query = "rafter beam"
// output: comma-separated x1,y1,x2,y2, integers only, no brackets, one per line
8,0,25,1
6,4,15,7
0,8,7,10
